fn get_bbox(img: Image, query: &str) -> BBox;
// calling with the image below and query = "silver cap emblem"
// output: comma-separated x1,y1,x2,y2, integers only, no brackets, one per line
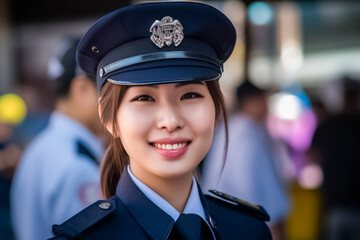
150,16,184,48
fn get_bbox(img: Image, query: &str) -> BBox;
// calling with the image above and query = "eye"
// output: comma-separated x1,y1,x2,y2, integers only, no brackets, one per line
181,92,203,100
131,95,155,102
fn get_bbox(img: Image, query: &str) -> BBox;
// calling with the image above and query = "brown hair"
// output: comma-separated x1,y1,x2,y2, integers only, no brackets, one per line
99,80,228,198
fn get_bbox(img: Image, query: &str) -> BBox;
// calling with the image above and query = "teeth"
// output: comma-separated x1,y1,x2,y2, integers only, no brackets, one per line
154,143,187,150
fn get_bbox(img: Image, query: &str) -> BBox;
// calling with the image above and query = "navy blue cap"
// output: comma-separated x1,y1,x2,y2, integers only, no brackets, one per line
77,1,236,91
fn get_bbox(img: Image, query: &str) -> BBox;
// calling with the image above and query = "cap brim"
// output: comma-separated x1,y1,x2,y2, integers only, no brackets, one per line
99,59,221,89
107,66,220,86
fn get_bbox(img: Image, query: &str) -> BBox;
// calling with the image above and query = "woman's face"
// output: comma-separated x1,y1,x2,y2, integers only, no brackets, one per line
115,81,215,181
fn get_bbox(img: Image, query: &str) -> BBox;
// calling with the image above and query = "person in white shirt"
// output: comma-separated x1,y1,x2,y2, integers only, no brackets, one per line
11,38,105,240
201,80,290,240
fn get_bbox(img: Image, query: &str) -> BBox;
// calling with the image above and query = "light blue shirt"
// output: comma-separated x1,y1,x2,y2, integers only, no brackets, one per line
127,166,206,221
128,166,216,238
201,114,290,225
11,112,104,240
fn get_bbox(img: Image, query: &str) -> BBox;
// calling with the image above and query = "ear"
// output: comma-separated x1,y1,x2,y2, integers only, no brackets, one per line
98,103,117,137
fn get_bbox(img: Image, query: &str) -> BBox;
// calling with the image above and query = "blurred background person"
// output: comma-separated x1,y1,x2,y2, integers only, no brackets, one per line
309,76,360,240
10,37,105,240
201,80,290,240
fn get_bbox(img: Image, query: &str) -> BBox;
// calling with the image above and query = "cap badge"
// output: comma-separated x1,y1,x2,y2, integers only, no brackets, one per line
150,16,184,48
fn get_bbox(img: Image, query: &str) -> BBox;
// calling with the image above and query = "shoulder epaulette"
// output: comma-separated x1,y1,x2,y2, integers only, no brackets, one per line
76,140,99,166
49,198,116,239
208,189,270,221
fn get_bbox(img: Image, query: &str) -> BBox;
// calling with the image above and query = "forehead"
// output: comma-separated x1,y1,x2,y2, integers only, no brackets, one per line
126,81,207,91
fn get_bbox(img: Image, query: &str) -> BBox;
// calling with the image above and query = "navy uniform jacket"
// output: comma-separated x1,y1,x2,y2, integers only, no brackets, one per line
50,169,272,240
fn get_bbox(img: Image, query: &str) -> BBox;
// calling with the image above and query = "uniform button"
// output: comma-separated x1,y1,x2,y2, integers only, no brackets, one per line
209,215,217,228
99,202,111,210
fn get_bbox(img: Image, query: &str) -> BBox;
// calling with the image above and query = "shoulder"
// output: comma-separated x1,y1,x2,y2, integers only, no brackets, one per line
204,190,272,240
49,197,118,239
206,190,270,221
49,196,144,239
21,130,53,156
23,128,74,162
227,116,260,142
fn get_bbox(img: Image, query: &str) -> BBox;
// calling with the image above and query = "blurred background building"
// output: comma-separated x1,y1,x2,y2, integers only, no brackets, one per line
0,0,359,240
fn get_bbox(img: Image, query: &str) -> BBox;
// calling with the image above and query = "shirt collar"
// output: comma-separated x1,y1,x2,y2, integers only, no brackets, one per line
49,111,104,160
182,175,207,220
119,166,215,240
127,166,207,222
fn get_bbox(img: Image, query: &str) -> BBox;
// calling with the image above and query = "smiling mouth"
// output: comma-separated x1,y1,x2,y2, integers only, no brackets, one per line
150,141,191,150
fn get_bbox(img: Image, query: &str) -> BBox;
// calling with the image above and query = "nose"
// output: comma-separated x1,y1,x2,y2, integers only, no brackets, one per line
156,103,185,132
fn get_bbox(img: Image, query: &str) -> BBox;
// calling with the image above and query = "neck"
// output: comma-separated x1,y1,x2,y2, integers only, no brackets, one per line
56,100,79,123
56,100,95,135
241,109,265,123
131,166,193,213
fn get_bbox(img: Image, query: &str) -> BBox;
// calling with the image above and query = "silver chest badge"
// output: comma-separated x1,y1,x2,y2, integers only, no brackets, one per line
150,16,184,48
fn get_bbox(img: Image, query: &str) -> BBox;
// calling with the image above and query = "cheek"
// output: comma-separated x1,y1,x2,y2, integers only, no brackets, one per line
116,105,152,147
187,102,216,141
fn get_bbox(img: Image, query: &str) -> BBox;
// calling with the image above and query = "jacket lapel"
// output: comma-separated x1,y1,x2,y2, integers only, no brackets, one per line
197,182,220,240
116,169,175,240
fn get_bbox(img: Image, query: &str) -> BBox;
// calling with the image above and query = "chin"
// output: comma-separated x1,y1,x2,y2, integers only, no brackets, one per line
152,162,197,179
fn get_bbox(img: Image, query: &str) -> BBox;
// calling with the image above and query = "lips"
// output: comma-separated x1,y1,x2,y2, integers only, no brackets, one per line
150,139,191,159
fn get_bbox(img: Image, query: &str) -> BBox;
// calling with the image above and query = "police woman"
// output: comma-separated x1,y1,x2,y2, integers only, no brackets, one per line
50,2,272,239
